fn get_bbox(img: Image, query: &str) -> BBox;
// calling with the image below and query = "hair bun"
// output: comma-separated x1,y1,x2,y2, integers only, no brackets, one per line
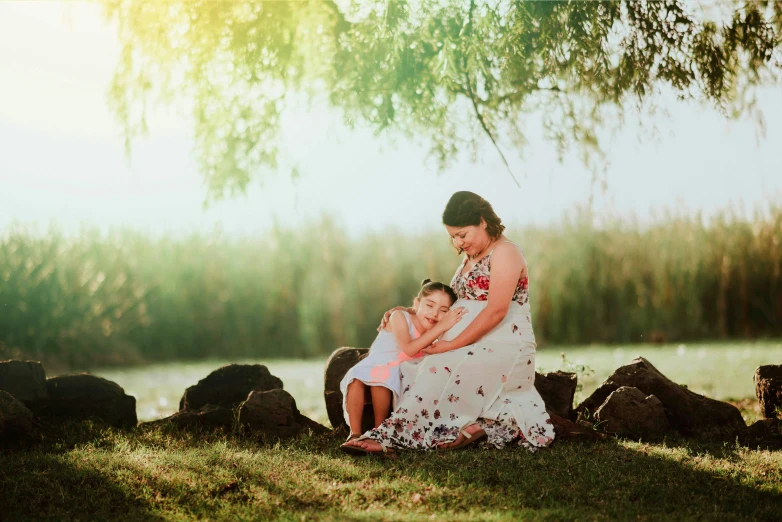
421,278,432,286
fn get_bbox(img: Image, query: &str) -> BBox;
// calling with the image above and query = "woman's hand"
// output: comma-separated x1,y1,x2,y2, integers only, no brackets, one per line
422,340,455,355
377,306,411,331
436,307,467,333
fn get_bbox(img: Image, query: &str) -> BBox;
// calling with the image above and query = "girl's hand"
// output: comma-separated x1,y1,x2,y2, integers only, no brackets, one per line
422,340,454,355
377,306,409,331
437,307,467,332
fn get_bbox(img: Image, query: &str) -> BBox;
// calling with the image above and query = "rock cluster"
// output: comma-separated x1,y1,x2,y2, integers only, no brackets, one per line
323,350,777,446
0,359,327,444
146,363,328,438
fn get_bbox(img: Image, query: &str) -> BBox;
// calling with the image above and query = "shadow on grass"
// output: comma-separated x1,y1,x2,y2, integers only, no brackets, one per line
2,426,780,521
312,434,781,521
0,452,163,521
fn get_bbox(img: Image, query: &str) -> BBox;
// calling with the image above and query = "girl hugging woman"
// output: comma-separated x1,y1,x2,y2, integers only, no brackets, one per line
339,280,465,453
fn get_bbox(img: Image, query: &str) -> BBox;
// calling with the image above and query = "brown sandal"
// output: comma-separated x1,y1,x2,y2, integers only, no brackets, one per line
340,436,394,457
439,424,487,450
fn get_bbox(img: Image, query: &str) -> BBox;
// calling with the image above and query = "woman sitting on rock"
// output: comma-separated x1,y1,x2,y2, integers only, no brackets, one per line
342,191,555,454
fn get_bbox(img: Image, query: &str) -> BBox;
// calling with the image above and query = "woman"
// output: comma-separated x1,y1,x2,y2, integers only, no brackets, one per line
343,191,554,453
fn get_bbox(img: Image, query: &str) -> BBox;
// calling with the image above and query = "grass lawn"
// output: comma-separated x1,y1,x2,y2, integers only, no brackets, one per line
1,427,780,521
2,341,780,520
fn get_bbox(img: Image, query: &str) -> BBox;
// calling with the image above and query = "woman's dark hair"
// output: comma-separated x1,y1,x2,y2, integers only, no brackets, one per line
417,278,458,304
442,191,505,241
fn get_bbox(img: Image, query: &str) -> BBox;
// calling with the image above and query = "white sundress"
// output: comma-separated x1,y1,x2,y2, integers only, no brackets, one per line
363,241,555,451
339,311,422,426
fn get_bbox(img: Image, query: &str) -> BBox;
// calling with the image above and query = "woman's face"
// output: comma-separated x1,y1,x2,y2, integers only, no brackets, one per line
414,291,454,331
445,222,490,257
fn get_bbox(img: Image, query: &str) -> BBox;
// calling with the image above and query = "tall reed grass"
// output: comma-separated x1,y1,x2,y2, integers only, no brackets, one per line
1,205,780,368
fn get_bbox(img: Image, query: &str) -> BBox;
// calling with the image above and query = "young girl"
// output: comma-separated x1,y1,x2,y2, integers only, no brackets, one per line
339,280,465,449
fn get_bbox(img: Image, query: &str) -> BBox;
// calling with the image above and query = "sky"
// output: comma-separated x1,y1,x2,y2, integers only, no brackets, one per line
1,2,781,238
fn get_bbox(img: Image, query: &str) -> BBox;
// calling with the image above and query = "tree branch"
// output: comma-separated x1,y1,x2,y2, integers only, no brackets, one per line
459,0,520,187
462,72,521,188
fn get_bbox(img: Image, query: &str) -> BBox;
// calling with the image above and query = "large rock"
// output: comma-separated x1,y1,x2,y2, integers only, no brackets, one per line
754,365,782,419
142,404,234,430
0,390,33,438
239,389,328,438
575,357,745,438
180,364,283,411
40,374,137,429
595,386,671,440
0,360,47,406
534,371,577,419
323,347,371,431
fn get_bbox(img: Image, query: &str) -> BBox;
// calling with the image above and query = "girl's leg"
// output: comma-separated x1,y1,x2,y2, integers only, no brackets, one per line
370,386,392,428
346,380,366,435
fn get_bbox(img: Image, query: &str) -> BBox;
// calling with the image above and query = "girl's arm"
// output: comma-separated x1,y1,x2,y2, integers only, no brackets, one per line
388,309,463,357
423,243,523,355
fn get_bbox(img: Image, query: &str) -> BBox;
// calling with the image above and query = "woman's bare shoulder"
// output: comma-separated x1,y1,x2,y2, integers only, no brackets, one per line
492,240,524,262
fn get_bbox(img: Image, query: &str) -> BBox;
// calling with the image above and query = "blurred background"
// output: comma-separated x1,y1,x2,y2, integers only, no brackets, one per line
1,1,781,423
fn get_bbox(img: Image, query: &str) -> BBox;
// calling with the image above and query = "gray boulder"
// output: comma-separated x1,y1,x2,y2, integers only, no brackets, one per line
239,389,328,438
0,360,47,406
0,390,33,439
40,374,137,428
180,364,283,411
595,386,671,440
754,365,782,419
576,357,744,438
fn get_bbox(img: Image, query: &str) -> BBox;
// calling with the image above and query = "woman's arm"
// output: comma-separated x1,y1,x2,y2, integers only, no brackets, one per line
377,306,415,331
423,243,524,354
389,309,464,357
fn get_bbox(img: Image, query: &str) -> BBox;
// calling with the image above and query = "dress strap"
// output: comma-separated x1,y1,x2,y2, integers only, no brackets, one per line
400,311,420,338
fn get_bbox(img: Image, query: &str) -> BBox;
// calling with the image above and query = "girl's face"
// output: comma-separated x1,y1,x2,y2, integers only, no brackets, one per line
414,290,455,331
445,221,490,257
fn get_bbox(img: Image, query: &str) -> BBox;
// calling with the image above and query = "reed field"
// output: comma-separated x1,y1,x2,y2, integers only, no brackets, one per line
1,205,781,369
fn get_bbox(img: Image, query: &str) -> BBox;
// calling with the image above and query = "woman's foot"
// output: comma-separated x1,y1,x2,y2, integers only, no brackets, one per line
437,423,487,450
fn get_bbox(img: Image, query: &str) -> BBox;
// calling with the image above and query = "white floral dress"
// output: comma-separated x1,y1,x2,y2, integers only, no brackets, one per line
363,241,555,450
